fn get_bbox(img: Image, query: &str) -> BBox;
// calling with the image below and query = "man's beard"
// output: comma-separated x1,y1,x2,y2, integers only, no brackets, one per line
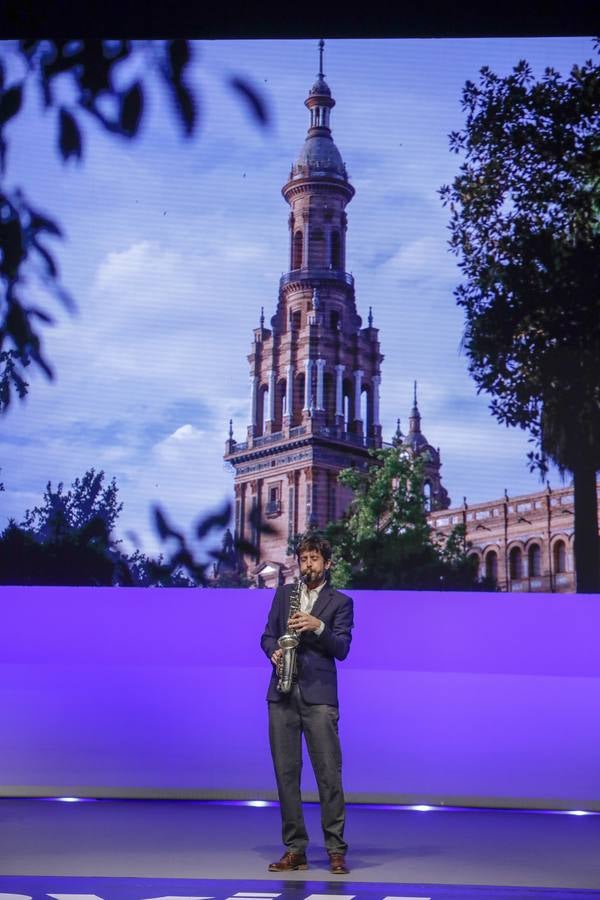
304,569,322,586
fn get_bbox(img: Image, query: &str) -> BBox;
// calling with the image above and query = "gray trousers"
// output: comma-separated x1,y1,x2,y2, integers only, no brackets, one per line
268,683,347,855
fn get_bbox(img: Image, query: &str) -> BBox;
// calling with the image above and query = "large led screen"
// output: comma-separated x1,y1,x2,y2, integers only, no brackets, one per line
0,37,598,810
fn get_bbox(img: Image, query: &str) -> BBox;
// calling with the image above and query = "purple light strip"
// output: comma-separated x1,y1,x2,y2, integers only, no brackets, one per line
26,797,599,815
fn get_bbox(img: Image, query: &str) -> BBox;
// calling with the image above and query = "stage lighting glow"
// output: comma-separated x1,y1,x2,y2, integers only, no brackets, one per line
245,800,271,807
566,809,592,816
54,796,84,802
410,804,436,811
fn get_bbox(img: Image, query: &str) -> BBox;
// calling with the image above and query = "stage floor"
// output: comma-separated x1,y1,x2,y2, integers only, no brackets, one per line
0,799,599,894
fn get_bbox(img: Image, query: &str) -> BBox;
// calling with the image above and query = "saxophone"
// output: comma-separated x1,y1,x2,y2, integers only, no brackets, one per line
276,576,305,693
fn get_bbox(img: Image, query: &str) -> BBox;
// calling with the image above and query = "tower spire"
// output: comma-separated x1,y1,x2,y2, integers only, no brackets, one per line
409,381,421,434
318,38,325,77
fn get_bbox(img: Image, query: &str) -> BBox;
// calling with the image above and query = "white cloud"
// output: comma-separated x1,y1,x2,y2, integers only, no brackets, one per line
379,236,458,283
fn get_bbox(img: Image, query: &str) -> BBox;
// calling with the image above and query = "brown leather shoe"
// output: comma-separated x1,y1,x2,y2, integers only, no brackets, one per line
268,851,308,871
329,852,349,874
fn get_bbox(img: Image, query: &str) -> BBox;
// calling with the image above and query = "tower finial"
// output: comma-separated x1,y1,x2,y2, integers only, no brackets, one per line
260,306,265,328
413,380,418,407
318,39,325,77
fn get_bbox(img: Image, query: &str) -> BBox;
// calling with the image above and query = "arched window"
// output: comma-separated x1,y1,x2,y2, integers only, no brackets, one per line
553,539,567,573
509,546,523,580
277,379,287,422
331,230,341,268
308,227,325,267
485,550,498,582
330,310,340,331
423,482,432,512
257,384,269,436
360,385,369,431
468,552,480,577
292,230,303,269
343,388,352,432
528,543,541,577
293,373,305,426
324,372,334,424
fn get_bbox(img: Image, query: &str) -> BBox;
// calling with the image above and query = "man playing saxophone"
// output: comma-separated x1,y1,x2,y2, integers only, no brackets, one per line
260,535,354,875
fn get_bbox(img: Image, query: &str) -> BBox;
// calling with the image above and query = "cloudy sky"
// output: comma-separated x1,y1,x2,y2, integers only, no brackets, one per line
0,37,594,555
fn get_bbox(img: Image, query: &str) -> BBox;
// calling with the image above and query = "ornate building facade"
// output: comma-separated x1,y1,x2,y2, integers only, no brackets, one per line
224,45,386,585
429,483,600,593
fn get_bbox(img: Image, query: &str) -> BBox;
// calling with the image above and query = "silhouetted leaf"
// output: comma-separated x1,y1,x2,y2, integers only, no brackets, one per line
235,538,259,559
167,40,191,78
154,506,171,541
32,240,58,278
248,503,277,535
29,347,53,380
153,505,184,543
0,61,4,92
0,84,23,126
58,108,82,161
169,79,196,136
30,209,62,237
171,547,195,569
229,77,269,127
120,82,143,137
55,284,76,312
196,500,231,539
74,41,112,95
18,40,39,58
29,307,55,325
0,216,24,276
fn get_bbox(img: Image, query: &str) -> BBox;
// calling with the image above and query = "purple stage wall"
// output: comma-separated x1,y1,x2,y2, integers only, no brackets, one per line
1,586,599,809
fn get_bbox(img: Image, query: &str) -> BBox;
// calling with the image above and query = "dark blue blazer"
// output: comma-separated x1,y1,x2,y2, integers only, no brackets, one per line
260,582,354,706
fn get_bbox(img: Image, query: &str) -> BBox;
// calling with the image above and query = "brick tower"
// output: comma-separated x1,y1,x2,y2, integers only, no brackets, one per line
224,41,384,586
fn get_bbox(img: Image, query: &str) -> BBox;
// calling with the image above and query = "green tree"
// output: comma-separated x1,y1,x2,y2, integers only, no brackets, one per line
310,445,481,590
440,45,600,592
0,468,197,585
22,467,122,539
0,468,129,585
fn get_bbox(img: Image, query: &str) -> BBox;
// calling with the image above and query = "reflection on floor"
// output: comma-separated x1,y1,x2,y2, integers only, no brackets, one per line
0,799,599,893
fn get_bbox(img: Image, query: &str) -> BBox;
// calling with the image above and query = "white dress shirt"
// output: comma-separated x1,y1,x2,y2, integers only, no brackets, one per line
300,579,326,636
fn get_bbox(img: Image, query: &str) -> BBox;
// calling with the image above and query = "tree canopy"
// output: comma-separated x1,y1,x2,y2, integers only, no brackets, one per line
440,44,600,591
0,467,255,586
313,445,483,591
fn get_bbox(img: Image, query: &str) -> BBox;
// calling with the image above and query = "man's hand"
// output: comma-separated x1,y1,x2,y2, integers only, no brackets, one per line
289,611,322,633
271,648,283,666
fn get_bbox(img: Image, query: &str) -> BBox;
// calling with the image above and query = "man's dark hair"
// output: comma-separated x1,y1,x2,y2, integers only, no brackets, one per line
296,535,332,563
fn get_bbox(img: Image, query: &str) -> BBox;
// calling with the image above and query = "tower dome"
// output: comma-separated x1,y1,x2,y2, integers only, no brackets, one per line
289,38,350,184
294,134,346,179
309,74,331,96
